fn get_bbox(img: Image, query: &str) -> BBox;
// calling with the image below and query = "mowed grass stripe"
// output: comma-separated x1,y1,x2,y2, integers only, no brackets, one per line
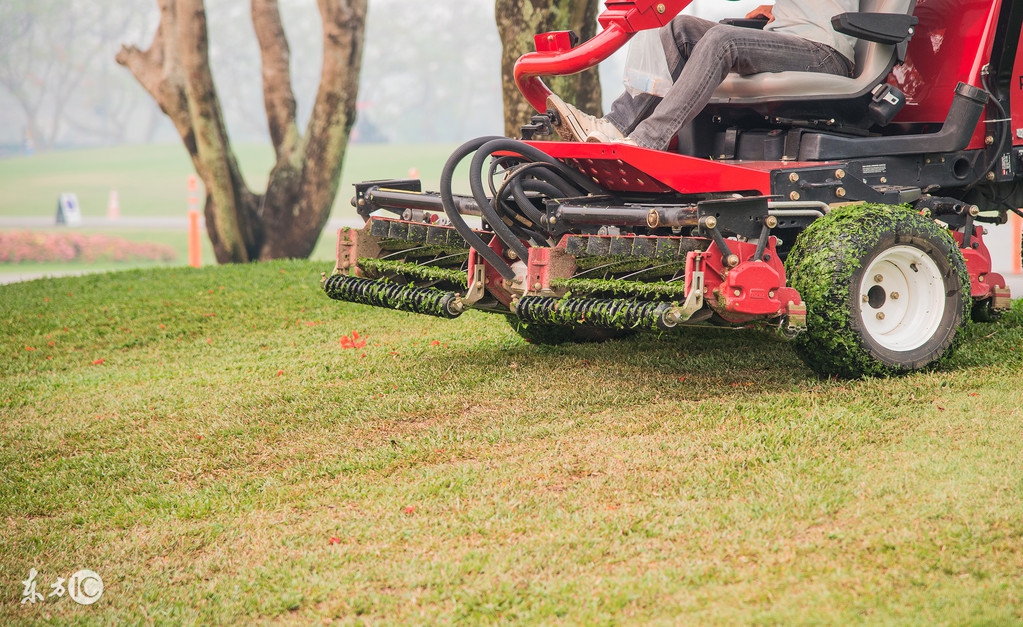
1,261,1021,623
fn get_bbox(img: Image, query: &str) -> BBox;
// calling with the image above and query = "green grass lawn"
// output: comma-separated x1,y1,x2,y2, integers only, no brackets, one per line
0,142,459,276
2,261,1022,623
0,143,459,222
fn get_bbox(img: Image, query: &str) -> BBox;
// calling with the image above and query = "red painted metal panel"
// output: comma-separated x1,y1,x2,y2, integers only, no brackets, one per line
952,226,1006,297
527,141,774,195
890,0,1001,149
1011,14,1023,147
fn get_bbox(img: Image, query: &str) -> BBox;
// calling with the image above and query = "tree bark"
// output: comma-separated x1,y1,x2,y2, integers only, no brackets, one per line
116,0,366,262
495,0,603,138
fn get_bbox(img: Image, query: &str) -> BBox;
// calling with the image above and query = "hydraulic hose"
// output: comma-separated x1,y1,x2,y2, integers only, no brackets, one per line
504,177,548,227
440,137,517,281
477,138,605,195
440,137,606,282
469,138,604,262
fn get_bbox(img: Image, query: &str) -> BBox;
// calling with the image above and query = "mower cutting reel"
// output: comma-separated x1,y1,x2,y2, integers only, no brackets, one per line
324,0,1019,377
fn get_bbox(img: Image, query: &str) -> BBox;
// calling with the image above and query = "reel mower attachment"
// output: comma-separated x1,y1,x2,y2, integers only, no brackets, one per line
324,137,806,341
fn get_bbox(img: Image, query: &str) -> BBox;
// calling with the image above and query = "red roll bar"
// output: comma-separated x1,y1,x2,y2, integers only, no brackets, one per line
514,0,692,112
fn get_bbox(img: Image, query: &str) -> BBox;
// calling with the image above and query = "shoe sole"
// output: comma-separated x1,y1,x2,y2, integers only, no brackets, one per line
546,96,587,142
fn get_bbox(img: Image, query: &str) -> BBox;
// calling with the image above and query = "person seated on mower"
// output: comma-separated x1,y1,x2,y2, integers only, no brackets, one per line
549,0,860,150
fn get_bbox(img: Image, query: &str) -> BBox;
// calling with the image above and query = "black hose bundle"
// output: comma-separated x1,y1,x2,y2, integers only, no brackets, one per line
438,137,602,281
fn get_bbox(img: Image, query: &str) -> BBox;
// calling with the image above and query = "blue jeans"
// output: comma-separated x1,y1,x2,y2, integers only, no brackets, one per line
605,16,854,150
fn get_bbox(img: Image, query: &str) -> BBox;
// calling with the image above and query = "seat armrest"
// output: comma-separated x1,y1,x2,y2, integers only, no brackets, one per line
831,12,918,45
719,17,769,30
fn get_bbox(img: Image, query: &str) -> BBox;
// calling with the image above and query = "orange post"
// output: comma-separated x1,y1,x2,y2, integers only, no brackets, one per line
188,210,201,268
1012,210,1022,274
187,175,201,268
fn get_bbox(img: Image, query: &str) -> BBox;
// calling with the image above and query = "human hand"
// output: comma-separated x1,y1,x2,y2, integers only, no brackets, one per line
745,4,775,22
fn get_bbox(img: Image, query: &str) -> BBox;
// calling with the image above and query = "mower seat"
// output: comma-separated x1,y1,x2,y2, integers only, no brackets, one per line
710,0,915,106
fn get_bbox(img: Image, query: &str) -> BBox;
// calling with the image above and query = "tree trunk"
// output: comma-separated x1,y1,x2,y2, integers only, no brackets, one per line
116,0,367,262
495,0,603,138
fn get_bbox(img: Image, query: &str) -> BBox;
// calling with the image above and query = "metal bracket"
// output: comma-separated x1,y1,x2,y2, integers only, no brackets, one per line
779,300,807,338
993,285,1012,311
680,254,706,320
520,114,554,140
460,262,487,307
680,270,705,320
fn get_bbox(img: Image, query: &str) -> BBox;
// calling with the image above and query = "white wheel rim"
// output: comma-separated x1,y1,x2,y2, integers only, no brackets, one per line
857,245,945,352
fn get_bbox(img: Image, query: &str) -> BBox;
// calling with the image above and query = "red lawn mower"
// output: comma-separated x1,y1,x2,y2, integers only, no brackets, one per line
324,0,1022,377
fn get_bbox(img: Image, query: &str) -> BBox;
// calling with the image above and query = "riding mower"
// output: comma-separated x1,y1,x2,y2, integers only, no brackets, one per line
323,0,1021,377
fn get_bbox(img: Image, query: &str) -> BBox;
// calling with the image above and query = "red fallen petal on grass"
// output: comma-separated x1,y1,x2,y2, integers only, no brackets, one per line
352,331,360,339
340,335,355,349
430,340,440,346
403,505,416,515
353,339,366,348
276,369,284,376
48,342,55,347
92,358,105,365
328,536,341,545
678,376,687,382
970,392,979,397
25,346,35,351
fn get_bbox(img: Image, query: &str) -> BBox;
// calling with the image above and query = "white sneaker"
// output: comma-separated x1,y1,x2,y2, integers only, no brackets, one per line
586,131,637,145
546,94,626,143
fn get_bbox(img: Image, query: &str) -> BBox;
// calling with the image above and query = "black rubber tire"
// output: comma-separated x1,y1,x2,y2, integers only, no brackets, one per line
785,203,970,377
505,315,632,345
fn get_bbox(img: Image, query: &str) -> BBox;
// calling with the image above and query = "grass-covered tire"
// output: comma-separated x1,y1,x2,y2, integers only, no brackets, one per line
785,203,970,377
505,316,632,345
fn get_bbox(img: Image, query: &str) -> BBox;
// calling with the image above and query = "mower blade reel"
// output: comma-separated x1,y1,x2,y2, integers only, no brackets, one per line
515,295,683,331
323,274,464,319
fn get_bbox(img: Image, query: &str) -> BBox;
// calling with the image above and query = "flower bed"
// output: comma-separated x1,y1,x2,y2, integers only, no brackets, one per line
0,231,178,264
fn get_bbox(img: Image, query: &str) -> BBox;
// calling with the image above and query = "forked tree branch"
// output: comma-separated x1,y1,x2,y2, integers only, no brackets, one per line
251,0,300,160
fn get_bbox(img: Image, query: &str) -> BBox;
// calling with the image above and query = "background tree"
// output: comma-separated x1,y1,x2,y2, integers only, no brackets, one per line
0,0,159,150
116,0,367,262
495,0,603,138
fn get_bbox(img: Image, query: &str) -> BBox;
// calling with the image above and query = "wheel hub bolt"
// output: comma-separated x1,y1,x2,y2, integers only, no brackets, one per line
873,274,884,283
891,292,899,300
876,312,885,320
